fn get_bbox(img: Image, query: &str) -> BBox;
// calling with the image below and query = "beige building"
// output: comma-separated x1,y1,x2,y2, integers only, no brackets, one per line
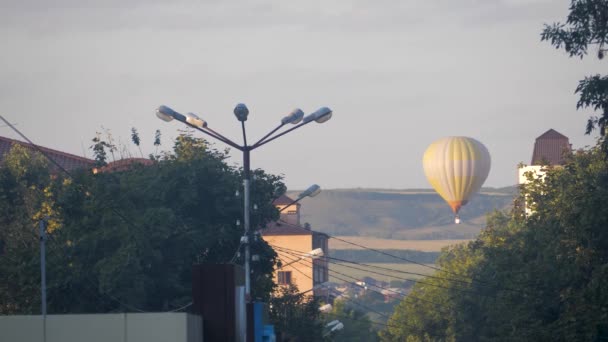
260,195,329,297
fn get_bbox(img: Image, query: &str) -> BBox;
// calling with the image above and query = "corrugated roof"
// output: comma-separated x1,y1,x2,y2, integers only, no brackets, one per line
0,136,95,171
531,129,570,165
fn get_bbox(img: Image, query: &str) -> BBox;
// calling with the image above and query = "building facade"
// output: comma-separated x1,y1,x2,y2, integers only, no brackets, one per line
260,195,329,297
518,129,571,184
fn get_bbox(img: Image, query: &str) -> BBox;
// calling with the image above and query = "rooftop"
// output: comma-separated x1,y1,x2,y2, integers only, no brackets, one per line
531,129,571,165
272,194,297,206
0,136,95,171
261,221,312,236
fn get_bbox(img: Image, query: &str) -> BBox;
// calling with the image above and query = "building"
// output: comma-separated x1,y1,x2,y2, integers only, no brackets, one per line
0,135,155,175
0,135,95,171
518,129,571,184
260,194,329,297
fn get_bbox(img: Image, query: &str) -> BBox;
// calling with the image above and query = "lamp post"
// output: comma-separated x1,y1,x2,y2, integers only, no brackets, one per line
278,248,324,269
156,103,332,340
278,184,322,213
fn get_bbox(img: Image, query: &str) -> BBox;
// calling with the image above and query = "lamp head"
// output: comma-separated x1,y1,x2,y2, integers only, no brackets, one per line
302,107,332,124
281,108,305,125
307,248,324,259
332,322,344,332
314,107,333,123
234,103,249,122
299,184,321,199
319,304,332,313
156,105,176,122
326,320,341,328
185,112,208,129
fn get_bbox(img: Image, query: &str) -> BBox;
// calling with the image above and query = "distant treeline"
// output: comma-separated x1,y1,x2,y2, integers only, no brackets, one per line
330,249,439,264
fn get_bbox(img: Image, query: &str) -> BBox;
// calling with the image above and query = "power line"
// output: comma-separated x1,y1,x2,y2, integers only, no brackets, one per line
273,245,496,299
273,249,450,314
0,117,156,313
274,219,509,290
274,250,443,337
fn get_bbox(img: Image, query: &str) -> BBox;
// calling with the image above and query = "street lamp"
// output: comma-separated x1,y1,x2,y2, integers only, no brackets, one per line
155,103,332,340
278,248,325,269
324,320,344,337
278,184,322,213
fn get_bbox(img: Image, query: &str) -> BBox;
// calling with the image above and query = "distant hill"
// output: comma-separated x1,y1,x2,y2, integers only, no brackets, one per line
287,187,516,240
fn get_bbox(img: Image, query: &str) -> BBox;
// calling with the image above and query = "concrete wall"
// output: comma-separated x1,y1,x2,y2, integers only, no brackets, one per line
0,313,203,342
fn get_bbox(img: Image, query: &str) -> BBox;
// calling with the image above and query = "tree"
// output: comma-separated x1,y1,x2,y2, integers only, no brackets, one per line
541,0,608,138
326,299,377,342
0,144,57,314
381,143,608,341
0,132,284,313
268,284,325,341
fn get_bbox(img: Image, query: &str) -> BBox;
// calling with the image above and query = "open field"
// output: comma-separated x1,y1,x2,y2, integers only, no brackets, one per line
329,263,437,283
329,237,470,252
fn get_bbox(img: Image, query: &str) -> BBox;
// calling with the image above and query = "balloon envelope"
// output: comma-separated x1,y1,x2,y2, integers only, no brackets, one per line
422,137,491,215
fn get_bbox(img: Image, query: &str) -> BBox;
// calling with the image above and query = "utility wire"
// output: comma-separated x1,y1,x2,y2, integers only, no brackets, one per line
275,219,513,290
0,116,154,313
273,249,451,313
273,245,497,298
275,250,442,337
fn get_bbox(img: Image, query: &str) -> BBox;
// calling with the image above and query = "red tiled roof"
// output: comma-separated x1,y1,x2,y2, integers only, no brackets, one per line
0,136,95,171
531,129,571,165
272,194,297,206
260,221,312,236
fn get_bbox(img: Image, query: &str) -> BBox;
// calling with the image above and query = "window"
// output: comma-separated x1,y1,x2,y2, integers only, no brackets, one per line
278,271,292,285
313,266,321,284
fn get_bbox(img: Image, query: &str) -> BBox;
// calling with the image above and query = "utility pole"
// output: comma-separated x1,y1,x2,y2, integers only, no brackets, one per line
39,219,47,342
243,147,251,300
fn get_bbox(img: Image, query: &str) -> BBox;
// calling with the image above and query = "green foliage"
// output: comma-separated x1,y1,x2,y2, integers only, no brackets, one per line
541,0,608,138
0,144,55,314
541,0,608,59
381,143,608,341
90,131,110,167
0,133,283,313
130,128,140,147
130,127,143,158
269,285,325,341
326,299,377,342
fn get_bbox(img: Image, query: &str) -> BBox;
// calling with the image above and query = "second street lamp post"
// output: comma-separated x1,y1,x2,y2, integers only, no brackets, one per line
277,184,322,213
156,103,332,340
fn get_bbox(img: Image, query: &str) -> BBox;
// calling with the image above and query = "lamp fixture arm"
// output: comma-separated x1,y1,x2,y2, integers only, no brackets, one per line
251,120,313,150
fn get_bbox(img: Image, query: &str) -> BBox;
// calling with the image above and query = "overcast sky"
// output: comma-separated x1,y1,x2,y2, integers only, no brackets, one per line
0,0,602,190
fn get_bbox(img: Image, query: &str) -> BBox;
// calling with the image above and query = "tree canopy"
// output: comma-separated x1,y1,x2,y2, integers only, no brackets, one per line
541,0,608,137
380,142,608,341
0,131,284,313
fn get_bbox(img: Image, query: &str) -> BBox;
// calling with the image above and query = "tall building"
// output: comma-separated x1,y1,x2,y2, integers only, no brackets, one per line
260,194,329,297
518,129,571,184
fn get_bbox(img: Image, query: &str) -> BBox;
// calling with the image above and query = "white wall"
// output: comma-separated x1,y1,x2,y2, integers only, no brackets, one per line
518,165,545,185
0,313,203,342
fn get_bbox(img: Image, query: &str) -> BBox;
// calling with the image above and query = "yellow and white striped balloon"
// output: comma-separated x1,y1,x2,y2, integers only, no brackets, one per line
422,137,491,220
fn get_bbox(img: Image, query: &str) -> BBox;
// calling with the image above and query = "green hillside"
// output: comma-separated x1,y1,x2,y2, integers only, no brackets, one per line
287,187,516,240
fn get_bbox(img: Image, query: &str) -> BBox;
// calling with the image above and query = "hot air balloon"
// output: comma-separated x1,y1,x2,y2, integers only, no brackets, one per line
422,137,491,224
